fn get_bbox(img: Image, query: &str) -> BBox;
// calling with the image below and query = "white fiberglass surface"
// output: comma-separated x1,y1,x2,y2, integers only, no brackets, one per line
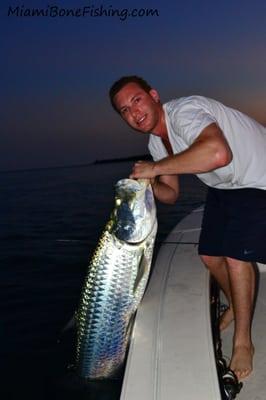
121,209,221,400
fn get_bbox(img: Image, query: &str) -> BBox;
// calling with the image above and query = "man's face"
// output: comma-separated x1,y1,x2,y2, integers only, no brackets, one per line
113,82,162,133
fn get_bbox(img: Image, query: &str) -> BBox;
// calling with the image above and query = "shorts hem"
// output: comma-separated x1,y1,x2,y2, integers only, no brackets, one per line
198,249,266,264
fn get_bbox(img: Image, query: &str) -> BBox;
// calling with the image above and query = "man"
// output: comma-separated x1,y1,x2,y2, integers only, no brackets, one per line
109,75,266,380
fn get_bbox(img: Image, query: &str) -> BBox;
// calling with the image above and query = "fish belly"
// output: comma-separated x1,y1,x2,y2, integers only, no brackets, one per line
76,226,156,379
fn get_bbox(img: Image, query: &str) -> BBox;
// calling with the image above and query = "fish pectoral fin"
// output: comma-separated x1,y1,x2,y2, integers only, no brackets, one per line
133,251,150,295
126,312,137,339
132,238,155,307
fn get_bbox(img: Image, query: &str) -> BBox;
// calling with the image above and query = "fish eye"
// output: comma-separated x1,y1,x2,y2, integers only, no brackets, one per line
115,198,122,206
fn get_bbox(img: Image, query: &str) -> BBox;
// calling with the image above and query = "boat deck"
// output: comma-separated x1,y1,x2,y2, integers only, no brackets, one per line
121,208,220,400
121,207,266,400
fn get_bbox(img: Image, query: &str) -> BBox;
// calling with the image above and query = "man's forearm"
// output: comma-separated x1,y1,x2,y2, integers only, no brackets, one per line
151,178,179,204
154,139,230,176
153,125,233,176
130,124,232,181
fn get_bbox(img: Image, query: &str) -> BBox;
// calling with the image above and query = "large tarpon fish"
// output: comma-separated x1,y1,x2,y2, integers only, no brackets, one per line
75,178,157,379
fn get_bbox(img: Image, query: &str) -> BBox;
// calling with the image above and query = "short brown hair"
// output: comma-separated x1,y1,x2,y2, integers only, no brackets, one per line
109,75,152,112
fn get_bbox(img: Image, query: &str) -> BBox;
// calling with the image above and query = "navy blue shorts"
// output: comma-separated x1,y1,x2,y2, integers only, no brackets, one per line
198,187,266,263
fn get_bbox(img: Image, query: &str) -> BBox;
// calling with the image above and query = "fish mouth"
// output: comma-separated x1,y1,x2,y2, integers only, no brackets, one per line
115,178,149,195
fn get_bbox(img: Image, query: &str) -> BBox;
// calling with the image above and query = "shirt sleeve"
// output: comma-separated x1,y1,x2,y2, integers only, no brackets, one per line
170,98,217,146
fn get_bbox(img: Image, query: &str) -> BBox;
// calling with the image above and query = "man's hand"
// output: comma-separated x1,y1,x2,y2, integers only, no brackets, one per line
129,160,157,179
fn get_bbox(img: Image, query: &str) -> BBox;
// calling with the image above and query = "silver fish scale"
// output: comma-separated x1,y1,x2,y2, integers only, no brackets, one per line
75,223,156,379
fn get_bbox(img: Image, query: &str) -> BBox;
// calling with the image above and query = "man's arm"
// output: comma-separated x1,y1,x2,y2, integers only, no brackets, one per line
130,123,233,178
151,174,179,205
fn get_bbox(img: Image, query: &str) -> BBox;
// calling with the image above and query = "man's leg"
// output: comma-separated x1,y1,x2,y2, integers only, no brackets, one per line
200,255,255,380
200,255,234,330
225,257,255,380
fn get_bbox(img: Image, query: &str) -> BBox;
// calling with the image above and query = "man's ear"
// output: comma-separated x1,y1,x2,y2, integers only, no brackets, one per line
149,89,160,103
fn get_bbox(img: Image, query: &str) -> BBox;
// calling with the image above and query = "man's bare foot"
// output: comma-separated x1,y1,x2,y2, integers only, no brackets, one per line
230,344,254,381
220,306,234,331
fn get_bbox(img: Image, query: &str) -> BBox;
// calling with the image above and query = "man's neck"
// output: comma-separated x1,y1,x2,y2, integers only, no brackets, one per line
151,107,168,138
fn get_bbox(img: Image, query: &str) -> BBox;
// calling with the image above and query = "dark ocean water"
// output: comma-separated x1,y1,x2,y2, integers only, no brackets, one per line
0,162,206,400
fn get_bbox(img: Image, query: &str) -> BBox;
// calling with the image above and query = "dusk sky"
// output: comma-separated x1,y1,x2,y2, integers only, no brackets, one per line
1,0,266,171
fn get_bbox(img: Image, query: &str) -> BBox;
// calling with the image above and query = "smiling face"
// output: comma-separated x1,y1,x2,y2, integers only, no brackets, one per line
113,82,164,135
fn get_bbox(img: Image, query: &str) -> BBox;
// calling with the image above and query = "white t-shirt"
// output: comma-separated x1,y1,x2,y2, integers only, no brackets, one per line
148,96,266,189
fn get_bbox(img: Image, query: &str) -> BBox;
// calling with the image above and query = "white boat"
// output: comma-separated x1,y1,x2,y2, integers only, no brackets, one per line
120,207,266,400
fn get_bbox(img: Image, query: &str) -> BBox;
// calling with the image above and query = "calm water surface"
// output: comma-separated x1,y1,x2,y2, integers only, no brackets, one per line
0,163,206,399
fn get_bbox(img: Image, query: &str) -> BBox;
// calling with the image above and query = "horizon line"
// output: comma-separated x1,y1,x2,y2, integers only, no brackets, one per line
0,154,151,174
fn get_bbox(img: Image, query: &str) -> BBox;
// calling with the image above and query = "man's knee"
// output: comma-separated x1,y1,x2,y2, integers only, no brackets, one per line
200,254,224,269
225,256,252,268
